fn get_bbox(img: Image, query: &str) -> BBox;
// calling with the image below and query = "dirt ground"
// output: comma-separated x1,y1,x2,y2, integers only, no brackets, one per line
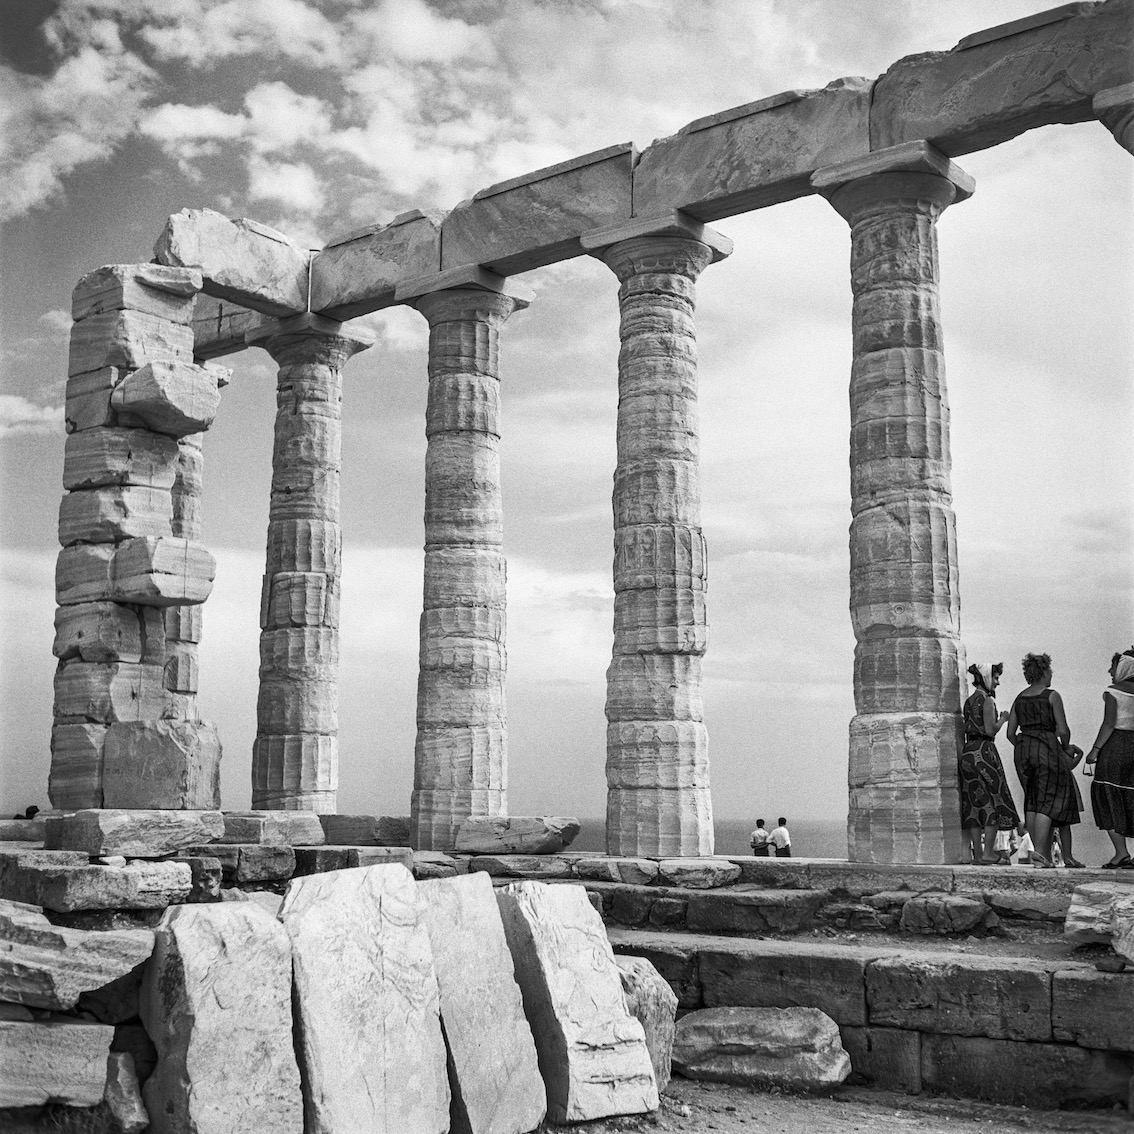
544,1081,1132,1133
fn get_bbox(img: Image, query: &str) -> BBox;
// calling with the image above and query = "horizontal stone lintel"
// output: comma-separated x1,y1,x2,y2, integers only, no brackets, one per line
395,264,536,305
244,311,376,350
1095,80,1134,114
472,142,636,200
580,210,733,261
954,3,1089,52
812,140,976,200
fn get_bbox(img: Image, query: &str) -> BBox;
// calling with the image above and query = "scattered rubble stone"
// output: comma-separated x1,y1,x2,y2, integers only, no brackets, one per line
616,955,678,1093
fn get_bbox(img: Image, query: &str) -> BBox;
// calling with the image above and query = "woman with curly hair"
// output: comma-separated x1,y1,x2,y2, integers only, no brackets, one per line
1084,648,1134,868
958,662,1019,864
1006,652,1084,867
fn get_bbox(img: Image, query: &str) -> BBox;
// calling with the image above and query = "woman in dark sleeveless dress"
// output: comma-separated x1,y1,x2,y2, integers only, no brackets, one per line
1084,648,1134,868
958,662,1019,864
1006,652,1083,867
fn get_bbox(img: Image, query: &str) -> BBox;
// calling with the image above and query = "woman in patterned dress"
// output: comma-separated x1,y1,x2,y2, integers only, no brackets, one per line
1006,652,1084,867
958,662,1019,864
1084,648,1134,869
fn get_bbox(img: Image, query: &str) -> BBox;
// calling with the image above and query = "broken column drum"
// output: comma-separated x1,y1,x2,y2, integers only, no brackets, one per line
410,288,527,851
600,235,715,858
826,166,970,865
251,315,372,813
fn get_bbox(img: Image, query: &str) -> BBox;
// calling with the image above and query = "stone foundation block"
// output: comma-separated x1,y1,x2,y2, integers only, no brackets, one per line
291,845,414,876
412,850,465,879
0,1018,115,1107
101,719,222,810
318,813,411,846
54,661,166,724
63,426,179,492
1052,968,1134,1051
574,856,660,886
657,858,741,889
899,894,991,934
111,359,221,436
171,855,222,902
0,856,191,912
454,815,580,855
49,722,108,808
616,955,678,1094
72,263,201,323
608,930,703,1009
470,855,573,879
419,872,547,1134
219,810,325,847
44,809,223,858
839,1025,921,1093
685,889,825,935
649,896,688,926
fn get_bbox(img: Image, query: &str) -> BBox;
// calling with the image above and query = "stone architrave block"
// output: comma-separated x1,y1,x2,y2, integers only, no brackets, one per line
69,309,195,378
72,263,202,323
871,1,1134,156
442,144,634,274
495,880,658,1124
615,956,678,1094
49,722,108,808
418,872,546,1134
155,207,309,317
63,427,180,492
0,1018,115,1107
634,78,872,221
54,661,166,724
865,954,1052,1041
44,809,223,858
279,864,450,1134
101,719,222,810
110,535,216,607
1052,968,1134,1052
657,858,741,889
1064,881,1134,946
311,209,443,319
111,360,222,436
318,814,411,846
53,602,144,664
573,857,660,886
454,816,581,855
140,903,303,1134
219,810,326,846
0,897,154,1010
58,484,172,547
672,1006,851,1090
0,856,191,912
65,365,121,433
470,856,573,879
838,1025,922,1094
106,1050,150,1133
192,294,268,359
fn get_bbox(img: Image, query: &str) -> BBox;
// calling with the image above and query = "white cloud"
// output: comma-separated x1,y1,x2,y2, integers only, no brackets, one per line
247,156,324,212
0,395,65,436
38,309,72,339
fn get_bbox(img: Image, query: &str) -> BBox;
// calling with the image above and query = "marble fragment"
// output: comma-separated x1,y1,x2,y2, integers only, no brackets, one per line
455,815,581,855
319,813,411,845
900,895,991,935
1064,882,1134,955
0,856,191,912
573,856,660,886
106,1050,150,1133
102,720,222,810
72,263,201,323
141,902,303,1134
0,1018,114,1107
111,359,221,436
615,955,677,1093
657,858,741,889
280,864,449,1133
496,880,658,1123
418,872,546,1134
44,809,223,858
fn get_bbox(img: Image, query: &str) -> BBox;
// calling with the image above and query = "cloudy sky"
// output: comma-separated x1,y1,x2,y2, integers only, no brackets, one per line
1,0,1130,851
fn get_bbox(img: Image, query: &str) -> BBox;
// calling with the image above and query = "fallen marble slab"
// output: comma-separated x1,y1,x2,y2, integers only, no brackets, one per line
496,880,658,1124
1064,881,1134,948
470,855,573,879
141,902,303,1133
280,864,449,1134
672,1006,851,1090
419,871,546,1134
0,897,153,1010
899,894,993,935
0,1017,115,1107
657,858,742,889
0,854,192,911
455,815,581,855
44,808,223,858
616,955,678,1093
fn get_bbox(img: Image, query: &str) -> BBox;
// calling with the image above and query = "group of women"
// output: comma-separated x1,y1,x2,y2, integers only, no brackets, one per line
958,647,1134,869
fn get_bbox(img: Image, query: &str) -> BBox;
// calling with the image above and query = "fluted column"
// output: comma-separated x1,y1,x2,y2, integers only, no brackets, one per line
1095,83,1134,154
409,284,530,850
248,313,373,812
583,215,731,857
815,143,974,864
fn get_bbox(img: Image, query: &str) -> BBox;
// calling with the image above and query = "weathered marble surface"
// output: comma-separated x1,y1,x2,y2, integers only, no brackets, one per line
411,288,527,851
106,1050,150,1133
53,602,151,664
141,902,303,1134
69,309,195,378
418,872,546,1134
0,1018,115,1107
58,484,173,547
442,145,634,274
63,427,179,492
1052,968,1134,1052
0,855,191,912
111,360,221,436
219,810,325,846
1064,881,1134,949
54,536,215,609
496,881,657,1123
102,719,222,810
311,209,442,319
573,856,660,886
280,864,449,1134
192,293,268,359
53,660,166,724
72,262,201,323
657,858,741,889
48,721,107,808
156,207,309,317
319,813,411,846
634,78,871,220
615,955,678,1093
454,815,580,855
44,809,223,858
1095,81,1134,152
672,1006,851,1089
0,897,153,1010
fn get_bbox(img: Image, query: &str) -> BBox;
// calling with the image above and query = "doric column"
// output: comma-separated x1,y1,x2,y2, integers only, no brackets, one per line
404,276,531,850
582,214,731,857
813,142,974,865
1095,83,1134,154
248,313,373,813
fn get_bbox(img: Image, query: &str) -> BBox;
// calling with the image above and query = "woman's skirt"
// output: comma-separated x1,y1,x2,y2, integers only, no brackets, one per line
1013,730,1081,825
959,740,1020,829
1091,728,1134,837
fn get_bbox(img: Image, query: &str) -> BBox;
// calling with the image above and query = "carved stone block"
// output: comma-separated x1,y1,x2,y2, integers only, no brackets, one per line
111,360,221,436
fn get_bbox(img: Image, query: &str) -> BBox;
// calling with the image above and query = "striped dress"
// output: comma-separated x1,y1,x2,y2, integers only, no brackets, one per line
1012,689,1081,825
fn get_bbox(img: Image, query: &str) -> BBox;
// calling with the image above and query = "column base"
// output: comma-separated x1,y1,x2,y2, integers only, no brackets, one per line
410,788,506,851
605,785,713,857
847,712,964,864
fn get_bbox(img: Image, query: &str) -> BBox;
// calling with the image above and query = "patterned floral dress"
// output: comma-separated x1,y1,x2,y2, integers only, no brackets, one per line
959,691,1020,830
1012,689,1081,825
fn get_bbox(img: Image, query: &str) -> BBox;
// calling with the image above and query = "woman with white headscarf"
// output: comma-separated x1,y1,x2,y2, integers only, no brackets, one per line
958,662,1020,865
1085,647,1134,869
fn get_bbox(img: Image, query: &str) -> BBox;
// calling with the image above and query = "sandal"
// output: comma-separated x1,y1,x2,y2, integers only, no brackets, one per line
1031,854,1054,869
1065,858,1086,869
1102,856,1133,869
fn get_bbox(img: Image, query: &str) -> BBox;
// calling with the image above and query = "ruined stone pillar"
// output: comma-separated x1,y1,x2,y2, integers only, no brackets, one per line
582,215,731,857
1095,83,1134,154
248,313,373,813
814,143,974,864
407,282,530,850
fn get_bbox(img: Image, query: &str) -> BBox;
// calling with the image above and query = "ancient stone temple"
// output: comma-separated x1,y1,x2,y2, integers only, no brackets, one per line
47,1,1133,862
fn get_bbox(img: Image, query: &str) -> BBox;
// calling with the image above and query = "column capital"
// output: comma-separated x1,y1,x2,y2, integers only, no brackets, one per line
245,311,375,355
1094,82,1134,155
412,286,530,327
581,209,733,263
396,263,535,307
